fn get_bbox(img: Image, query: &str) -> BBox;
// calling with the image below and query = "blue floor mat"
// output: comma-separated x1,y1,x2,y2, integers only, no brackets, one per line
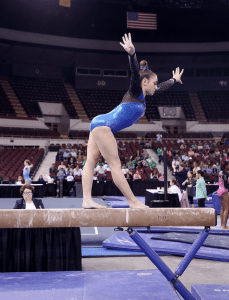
82,247,145,256
191,284,229,300
103,231,229,262
150,232,229,249
0,270,181,300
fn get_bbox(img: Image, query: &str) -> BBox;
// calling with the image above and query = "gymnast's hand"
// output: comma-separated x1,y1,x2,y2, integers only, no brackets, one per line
120,33,135,55
172,67,184,84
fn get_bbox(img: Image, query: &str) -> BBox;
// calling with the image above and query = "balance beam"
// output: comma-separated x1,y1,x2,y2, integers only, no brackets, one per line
0,208,216,228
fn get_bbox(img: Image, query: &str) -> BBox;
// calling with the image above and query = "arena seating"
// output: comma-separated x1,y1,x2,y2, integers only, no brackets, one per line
0,83,16,116
146,132,213,139
9,77,78,118
76,89,125,120
0,127,60,138
198,91,229,120
0,148,44,182
145,91,196,121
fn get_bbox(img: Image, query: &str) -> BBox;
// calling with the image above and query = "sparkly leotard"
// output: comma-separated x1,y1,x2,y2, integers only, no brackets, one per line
23,166,31,182
90,53,176,134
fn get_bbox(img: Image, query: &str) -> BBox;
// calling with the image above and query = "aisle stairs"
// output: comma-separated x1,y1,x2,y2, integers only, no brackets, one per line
189,93,207,122
34,152,58,181
147,149,174,181
64,84,89,121
0,79,27,117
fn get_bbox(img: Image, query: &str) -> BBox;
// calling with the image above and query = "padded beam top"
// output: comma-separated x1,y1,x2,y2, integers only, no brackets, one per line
0,208,217,228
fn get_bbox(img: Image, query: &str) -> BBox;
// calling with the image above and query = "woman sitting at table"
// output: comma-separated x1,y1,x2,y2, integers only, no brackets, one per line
133,170,141,181
13,184,45,209
168,179,182,203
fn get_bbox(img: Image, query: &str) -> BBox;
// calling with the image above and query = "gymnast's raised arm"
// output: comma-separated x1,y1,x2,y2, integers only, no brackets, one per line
155,67,184,94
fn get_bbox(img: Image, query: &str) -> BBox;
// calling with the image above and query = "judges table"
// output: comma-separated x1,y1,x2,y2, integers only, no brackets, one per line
145,189,180,208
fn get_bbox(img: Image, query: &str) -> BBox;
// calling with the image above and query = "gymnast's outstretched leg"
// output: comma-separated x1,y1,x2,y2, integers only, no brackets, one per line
82,132,106,209
91,126,148,208
220,192,229,229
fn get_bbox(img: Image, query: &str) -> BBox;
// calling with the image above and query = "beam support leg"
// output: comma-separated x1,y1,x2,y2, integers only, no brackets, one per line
128,228,196,300
175,226,210,277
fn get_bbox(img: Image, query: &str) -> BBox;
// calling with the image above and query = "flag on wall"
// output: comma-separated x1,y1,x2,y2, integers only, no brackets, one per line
59,0,71,8
127,12,157,30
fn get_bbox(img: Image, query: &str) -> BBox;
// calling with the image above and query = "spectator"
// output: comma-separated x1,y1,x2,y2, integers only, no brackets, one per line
58,161,67,173
220,137,226,146
180,143,186,150
182,152,189,162
13,184,44,209
65,167,70,177
157,147,163,164
63,149,70,160
81,156,87,169
168,148,173,157
188,148,194,157
67,172,74,182
121,164,129,175
136,162,144,175
177,138,184,144
70,148,77,158
215,148,220,157
15,176,24,185
120,153,126,163
57,168,65,180
74,165,83,177
96,163,106,174
196,170,207,208
156,132,162,143
140,138,146,148
68,156,76,166
59,146,65,154
182,171,195,208
212,165,218,176
174,163,188,190
197,142,203,150
191,143,197,150
125,170,133,181
133,170,141,181
77,154,84,164
150,169,158,181
216,162,221,173
93,171,98,181
37,175,45,182
173,149,180,157
142,149,148,159
168,179,182,202
103,161,111,171
49,163,57,177
172,158,180,172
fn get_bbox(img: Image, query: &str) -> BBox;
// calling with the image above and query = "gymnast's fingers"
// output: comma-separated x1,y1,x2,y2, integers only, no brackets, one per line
122,36,126,44
128,32,132,42
125,33,128,42
120,42,125,48
180,69,184,75
172,70,175,76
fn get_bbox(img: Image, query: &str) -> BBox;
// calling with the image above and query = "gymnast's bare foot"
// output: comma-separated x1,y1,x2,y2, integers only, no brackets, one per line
129,200,149,209
82,199,107,209
221,225,229,230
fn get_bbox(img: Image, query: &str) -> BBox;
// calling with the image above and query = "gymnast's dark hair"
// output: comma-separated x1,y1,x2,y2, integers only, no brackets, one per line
139,60,156,83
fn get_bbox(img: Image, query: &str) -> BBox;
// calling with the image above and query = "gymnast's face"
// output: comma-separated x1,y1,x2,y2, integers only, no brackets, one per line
142,75,158,96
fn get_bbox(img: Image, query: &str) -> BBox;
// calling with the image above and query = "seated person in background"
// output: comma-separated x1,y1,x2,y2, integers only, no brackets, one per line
140,138,146,148
202,151,209,160
68,164,75,174
73,165,82,177
58,161,67,173
172,149,180,157
67,172,74,182
70,148,77,158
188,148,194,157
191,143,197,150
49,163,57,177
168,179,182,202
142,149,148,158
120,153,126,163
96,163,106,175
215,148,220,157
59,146,65,154
220,137,225,146
180,143,186,150
81,156,87,170
216,162,221,173
77,154,84,164
68,156,76,166
15,176,24,185
133,170,141,181
181,152,189,162
121,164,129,175
197,142,203,150
136,162,144,175
168,148,173,157
172,158,180,172
37,175,45,182
103,161,111,172
150,169,158,181
57,168,65,180
125,170,133,181
142,159,149,168
203,142,209,150
93,171,98,181
212,165,218,176
13,184,45,209
65,167,70,177
63,149,70,160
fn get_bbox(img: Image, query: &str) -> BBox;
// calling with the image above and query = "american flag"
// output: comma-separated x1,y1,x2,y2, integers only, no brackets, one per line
127,12,157,30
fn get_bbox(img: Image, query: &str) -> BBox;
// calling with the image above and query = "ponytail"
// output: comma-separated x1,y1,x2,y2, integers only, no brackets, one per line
171,178,180,189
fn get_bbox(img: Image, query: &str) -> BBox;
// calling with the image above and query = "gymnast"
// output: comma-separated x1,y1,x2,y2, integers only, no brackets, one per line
216,172,229,229
82,33,184,209
23,159,33,184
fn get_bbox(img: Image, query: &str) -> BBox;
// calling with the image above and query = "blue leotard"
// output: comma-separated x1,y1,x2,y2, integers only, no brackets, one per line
90,53,175,134
23,166,31,182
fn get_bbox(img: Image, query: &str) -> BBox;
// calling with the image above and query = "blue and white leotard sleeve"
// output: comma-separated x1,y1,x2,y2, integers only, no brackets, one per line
23,166,31,182
90,53,175,134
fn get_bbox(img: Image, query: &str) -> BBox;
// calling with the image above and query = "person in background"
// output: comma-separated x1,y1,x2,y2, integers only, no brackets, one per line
125,170,133,181
121,164,129,175
73,165,83,177
150,169,158,181
172,158,180,172
58,161,67,173
157,147,163,164
216,171,229,230
81,156,87,170
212,165,218,176
13,184,44,209
15,175,24,185
23,160,33,183
57,168,65,180
37,175,45,182
156,132,162,143
70,148,77,158
174,163,188,190
49,163,57,177
168,179,182,203
183,171,196,208
133,170,141,181
196,170,207,208
96,163,106,175
67,172,74,182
